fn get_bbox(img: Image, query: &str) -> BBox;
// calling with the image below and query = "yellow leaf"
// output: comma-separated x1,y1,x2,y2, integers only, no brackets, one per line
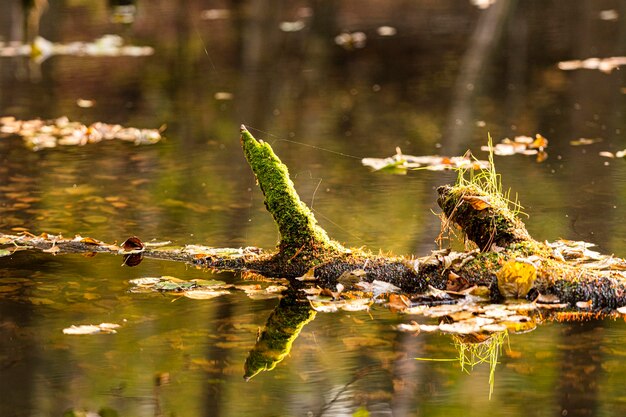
496,260,537,298
531,134,548,149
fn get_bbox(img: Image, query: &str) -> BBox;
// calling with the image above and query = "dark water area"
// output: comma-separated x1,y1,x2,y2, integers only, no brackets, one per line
1,1,626,416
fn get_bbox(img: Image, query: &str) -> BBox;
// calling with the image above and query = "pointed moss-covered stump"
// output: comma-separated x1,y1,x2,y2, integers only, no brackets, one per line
240,126,346,270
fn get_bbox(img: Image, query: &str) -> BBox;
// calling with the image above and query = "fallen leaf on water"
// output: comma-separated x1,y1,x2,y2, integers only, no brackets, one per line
570,138,602,146
63,323,120,335
80,237,102,245
144,241,172,248
121,236,144,252
340,298,371,312
129,277,162,286
214,92,234,100
397,321,421,333
558,56,626,74
576,300,593,310
279,21,305,32
616,306,626,315
376,26,397,36
482,134,548,162
599,9,619,21
200,9,231,20
76,98,95,108
387,293,411,312
234,284,287,300
362,147,489,174
183,289,230,300
335,31,367,50
0,249,11,257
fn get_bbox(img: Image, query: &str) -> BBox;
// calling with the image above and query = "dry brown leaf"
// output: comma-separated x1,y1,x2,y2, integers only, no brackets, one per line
387,293,411,312
121,236,144,252
462,195,491,211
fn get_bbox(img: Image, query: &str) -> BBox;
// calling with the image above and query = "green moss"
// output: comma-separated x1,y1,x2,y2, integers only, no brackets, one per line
240,126,345,260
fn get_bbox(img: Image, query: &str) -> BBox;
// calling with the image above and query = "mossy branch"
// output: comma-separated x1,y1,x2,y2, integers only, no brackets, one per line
240,125,345,259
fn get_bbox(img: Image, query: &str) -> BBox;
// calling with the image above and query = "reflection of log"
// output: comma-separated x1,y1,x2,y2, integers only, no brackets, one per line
244,290,316,381
4,126,626,309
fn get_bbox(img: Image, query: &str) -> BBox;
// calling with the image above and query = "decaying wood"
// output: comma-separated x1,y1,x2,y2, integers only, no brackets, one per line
3,126,626,310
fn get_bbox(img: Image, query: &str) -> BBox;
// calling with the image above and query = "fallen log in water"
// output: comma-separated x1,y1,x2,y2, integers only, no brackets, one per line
3,126,626,311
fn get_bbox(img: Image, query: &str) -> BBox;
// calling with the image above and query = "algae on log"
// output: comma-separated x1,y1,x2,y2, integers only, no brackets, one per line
240,125,346,263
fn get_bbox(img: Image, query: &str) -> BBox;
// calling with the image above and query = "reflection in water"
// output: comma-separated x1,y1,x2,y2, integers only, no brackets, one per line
453,331,508,399
556,322,602,417
244,289,316,381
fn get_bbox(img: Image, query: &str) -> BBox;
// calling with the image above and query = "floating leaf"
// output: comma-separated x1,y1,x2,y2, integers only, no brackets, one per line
387,293,411,312
0,249,11,257
183,289,230,300
279,21,305,32
63,323,120,335
481,134,548,162
76,98,95,108
570,138,602,146
397,321,421,333
376,26,397,36
214,92,234,100
335,31,367,50
0,116,163,150
129,277,162,286
362,147,489,174
235,284,287,300
79,237,102,245
496,260,537,298
121,236,144,252
558,56,626,74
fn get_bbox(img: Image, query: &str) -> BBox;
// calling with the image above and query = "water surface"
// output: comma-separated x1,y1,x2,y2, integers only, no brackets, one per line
1,1,626,416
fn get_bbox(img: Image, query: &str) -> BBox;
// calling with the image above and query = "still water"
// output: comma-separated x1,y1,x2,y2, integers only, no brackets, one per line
1,1,626,416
